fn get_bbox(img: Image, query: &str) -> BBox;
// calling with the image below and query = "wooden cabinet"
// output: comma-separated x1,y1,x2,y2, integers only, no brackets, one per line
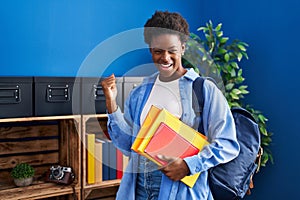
81,114,120,200
0,115,82,200
0,114,123,199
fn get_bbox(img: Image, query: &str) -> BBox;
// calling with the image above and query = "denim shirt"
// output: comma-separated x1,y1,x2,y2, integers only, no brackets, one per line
107,69,239,200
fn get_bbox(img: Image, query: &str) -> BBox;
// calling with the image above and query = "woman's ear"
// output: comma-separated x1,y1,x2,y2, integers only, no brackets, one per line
181,43,186,55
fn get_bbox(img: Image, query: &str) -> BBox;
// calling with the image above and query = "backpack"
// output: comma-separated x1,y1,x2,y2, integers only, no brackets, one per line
192,76,263,200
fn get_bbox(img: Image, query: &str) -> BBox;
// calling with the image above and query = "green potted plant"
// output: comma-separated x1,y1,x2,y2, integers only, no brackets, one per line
11,163,35,187
183,20,273,168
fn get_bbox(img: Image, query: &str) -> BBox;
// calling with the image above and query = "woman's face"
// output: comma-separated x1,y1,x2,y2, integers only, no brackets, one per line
150,34,186,82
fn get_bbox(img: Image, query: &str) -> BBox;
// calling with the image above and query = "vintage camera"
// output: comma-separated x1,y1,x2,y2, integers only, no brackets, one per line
46,165,75,185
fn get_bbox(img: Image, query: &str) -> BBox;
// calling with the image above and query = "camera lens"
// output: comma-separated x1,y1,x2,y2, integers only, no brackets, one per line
53,169,60,176
51,166,64,180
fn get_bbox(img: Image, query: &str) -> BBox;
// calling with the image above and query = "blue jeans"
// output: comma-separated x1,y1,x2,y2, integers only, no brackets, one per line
135,156,162,200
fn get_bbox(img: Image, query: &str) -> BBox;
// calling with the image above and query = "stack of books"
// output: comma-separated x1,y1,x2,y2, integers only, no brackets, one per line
131,105,209,188
86,133,128,184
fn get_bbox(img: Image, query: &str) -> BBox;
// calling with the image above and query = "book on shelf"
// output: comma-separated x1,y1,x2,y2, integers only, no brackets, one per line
86,131,124,183
102,139,111,181
131,105,209,188
95,139,103,183
109,141,117,180
116,149,123,179
86,133,96,184
101,137,121,181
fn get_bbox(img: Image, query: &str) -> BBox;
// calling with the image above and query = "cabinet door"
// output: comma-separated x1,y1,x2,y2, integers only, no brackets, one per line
123,77,144,107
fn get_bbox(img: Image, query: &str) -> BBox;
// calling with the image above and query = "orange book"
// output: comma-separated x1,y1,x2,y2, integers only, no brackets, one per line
131,105,161,152
144,122,200,166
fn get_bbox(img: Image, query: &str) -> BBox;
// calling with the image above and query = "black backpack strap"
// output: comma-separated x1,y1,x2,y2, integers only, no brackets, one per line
192,76,205,134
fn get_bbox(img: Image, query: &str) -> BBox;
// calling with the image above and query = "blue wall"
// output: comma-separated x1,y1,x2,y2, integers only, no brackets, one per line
1,0,300,199
199,1,300,199
0,0,203,77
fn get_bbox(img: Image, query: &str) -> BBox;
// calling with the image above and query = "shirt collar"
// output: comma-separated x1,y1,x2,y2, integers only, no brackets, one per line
182,68,199,81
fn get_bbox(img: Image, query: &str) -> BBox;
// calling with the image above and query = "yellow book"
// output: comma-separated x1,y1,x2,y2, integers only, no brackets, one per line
133,107,209,188
95,140,103,183
181,173,201,188
131,105,161,152
86,133,95,184
163,110,209,150
131,105,164,164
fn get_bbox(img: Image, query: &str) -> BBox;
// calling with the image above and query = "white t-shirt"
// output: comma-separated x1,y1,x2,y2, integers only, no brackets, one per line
140,76,182,125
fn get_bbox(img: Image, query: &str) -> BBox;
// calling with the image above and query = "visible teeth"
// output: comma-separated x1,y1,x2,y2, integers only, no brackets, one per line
161,64,172,68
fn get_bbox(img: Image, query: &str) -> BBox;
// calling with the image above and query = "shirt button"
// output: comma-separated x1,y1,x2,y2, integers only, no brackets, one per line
195,167,200,172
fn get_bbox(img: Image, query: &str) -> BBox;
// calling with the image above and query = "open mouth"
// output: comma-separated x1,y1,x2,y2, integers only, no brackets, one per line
159,63,173,69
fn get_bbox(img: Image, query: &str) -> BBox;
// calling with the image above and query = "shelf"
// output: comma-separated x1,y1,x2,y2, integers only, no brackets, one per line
0,116,82,200
0,114,122,199
83,180,121,199
84,179,121,189
82,114,108,119
0,182,80,200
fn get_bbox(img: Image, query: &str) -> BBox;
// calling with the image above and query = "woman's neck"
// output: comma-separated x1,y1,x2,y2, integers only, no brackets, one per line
159,67,187,82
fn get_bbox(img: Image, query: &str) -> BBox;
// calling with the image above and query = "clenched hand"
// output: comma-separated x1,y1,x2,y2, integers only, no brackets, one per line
101,74,118,113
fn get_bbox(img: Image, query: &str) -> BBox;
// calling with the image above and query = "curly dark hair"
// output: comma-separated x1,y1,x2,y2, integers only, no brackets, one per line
144,11,190,45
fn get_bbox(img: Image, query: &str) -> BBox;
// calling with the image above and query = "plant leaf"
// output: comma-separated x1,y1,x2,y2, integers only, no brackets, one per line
237,52,243,61
217,31,223,38
219,37,229,44
225,83,234,90
237,44,246,51
215,23,222,31
197,27,207,32
218,48,227,54
230,68,236,77
224,53,230,62
231,62,239,69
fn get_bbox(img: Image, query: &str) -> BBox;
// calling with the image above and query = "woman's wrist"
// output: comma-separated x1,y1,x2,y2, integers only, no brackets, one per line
106,99,118,113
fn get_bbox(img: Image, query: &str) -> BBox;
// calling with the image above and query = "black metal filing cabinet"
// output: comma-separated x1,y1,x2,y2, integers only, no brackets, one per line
34,77,81,116
0,76,33,118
